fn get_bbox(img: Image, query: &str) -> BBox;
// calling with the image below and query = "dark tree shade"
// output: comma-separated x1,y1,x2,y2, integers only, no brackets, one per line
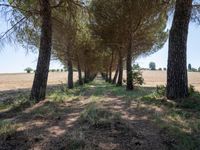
68,60,73,89
167,0,192,100
30,0,52,102
126,48,133,90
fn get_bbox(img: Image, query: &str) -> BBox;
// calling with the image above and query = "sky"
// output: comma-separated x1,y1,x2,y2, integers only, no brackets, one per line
0,16,200,73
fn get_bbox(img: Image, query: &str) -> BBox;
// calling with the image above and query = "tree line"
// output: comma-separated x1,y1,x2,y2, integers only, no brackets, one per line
0,0,200,102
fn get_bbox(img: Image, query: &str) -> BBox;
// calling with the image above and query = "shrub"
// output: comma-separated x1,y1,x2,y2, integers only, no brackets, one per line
158,68,162,71
149,62,156,70
156,85,166,96
191,68,197,72
24,67,33,73
133,64,140,70
189,84,196,95
188,64,192,71
132,70,144,85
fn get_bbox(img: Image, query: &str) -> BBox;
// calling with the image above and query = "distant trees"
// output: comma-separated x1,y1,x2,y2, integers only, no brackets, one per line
188,64,192,71
149,62,156,70
90,0,168,90
24,67,33,73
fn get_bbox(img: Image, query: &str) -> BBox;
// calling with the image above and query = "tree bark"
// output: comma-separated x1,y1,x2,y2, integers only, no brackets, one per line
117,50,123,86
112,64,119,84
167,0,192,100
84,67,90,83
30,0,52,102
77,57,83,85
68,60,73,89
126,47,133,90
109,51,114,83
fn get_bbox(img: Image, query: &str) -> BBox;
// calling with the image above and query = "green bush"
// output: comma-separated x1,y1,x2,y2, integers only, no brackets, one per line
132,70,144,85
156,85,166,96
24,67,33,73
149,62,156,70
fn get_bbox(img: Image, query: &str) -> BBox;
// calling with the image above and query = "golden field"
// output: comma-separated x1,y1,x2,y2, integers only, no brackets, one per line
0,71,199,91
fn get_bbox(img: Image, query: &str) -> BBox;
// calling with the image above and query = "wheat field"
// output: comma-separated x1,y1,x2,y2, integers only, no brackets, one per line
0,71,199,91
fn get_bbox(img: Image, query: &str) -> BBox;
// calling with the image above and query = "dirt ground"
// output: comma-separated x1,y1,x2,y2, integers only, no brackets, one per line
0,71,199,91
0,78,171,150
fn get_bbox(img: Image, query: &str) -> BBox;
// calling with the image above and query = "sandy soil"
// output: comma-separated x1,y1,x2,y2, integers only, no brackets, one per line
0,71,199,91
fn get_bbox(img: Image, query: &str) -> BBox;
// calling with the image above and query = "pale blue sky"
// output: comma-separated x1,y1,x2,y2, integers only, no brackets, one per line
0,17,200,73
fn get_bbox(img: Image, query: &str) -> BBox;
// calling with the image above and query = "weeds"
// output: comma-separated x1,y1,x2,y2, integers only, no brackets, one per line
0,120,20,140
80,103,121,127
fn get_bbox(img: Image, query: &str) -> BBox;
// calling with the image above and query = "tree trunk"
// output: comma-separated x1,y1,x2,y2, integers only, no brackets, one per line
68,60,73,89
77,57,83,85
30,0,52,102
112,64,119,84
126,47,133,90
84,67,90,83
117,51,123,86
109,51,114,83
167,0,192,100
105,70,109,82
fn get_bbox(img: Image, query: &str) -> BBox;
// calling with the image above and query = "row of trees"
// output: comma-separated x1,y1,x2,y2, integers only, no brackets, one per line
0,0,199,102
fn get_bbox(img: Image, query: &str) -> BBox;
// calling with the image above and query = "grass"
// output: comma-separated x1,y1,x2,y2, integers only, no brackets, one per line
124,87,200,150
80,102,121,127
0,93,31,113
0,79,200,149
0,120,20,140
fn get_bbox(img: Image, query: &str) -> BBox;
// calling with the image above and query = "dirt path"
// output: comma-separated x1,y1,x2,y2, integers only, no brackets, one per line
0,78,171,150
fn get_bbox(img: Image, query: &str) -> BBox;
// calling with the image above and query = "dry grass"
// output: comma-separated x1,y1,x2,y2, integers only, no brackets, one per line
0,72,78,91
0,71,200,91
139,71,200,91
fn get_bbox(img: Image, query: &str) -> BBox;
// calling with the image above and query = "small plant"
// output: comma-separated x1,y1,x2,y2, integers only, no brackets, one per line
80,103,121,127
0,120,19,140
156,85,166,96
24,67,33,73
132,69,144,85
189,84,196,95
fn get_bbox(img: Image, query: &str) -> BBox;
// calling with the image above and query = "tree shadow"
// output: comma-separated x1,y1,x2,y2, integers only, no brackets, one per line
0,80,200,150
